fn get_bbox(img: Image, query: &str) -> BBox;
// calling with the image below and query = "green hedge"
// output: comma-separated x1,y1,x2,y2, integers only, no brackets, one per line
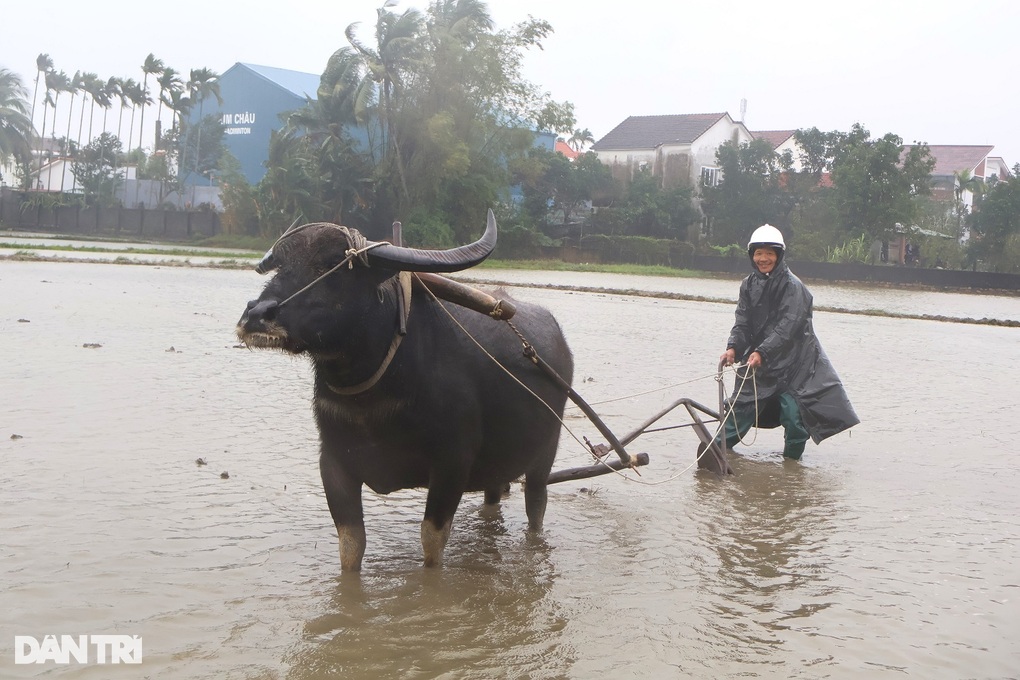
581,234,694,268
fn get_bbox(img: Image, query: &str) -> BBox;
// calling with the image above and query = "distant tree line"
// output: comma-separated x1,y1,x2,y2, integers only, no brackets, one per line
2,1,1018,272
700,125,1020,272
0,51,225,208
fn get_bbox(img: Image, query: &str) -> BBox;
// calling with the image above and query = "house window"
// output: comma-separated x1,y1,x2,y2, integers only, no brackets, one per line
701,166,721,187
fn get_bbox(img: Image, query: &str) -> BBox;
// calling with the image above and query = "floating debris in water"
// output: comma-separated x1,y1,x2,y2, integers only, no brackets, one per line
165,346,181,353
195,457,207,466
220,471,230,479
18,319,30,323
11,434,24,440
82,343,102,349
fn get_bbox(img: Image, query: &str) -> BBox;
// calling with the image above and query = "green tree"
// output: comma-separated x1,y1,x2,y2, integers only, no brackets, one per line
589,167,698,240
280,0,573,240
71,131,122,204
969,172,1020,272
828,124,935,242
700,137,794,246
792,127,836,178
256,127,323,230
0,68,34,181
514,147,614,232
345,4,423,203
179,114,226,184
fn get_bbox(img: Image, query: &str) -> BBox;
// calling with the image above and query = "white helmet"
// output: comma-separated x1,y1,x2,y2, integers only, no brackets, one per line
747,224,785,251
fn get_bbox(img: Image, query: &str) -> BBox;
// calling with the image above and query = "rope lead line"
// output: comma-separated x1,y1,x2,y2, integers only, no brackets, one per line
418,274,766,484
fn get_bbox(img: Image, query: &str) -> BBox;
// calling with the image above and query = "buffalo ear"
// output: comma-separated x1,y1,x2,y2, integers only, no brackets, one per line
365,209,497,273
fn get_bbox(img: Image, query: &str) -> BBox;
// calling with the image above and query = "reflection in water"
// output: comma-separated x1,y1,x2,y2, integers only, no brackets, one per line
691,454,842,667
288,508,569,680
2,262,1018,679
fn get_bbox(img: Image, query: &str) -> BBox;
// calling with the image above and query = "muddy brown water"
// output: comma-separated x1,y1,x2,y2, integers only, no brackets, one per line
2,260,1018,679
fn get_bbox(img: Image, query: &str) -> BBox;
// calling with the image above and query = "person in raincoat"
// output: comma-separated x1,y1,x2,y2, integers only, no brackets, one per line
715,224,859,460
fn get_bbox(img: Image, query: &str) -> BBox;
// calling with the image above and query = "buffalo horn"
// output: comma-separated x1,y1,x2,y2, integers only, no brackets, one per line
365,210,497,273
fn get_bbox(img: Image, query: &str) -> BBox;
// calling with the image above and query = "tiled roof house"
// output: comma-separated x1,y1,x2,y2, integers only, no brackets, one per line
591,113,752,189
902,144,1012,210
751,129,799,164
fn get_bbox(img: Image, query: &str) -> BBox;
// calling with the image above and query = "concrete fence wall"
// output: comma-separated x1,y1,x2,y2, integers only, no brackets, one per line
689,254,1020,292
0,189,221,241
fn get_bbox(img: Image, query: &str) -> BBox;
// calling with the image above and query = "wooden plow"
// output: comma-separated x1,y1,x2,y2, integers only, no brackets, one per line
542,358,734,484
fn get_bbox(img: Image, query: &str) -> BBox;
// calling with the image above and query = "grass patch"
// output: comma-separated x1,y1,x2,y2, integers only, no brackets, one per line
0,242,261,260
482,259,709,278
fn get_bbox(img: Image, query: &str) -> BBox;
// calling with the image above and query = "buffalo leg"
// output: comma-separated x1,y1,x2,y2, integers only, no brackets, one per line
421,471,467,567
319,452,365,572
524,446,555,530
483,481,511,506
523,473,549,531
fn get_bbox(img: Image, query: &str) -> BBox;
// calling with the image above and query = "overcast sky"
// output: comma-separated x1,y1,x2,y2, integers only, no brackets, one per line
5,0,1019,167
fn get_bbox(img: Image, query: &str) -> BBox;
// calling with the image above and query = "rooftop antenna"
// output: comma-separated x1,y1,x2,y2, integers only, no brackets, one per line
739,98,747,124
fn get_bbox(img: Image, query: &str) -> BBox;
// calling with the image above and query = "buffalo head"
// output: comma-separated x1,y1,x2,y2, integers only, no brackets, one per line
236,210,497,355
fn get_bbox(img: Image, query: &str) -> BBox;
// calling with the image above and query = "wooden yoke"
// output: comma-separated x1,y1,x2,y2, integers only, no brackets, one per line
414,272,517,320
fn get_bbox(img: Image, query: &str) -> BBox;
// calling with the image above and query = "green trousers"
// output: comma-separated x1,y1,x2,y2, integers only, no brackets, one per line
717,393,809,460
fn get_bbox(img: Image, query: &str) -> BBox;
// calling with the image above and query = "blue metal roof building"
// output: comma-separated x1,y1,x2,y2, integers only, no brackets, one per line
202,62,320,185
196,62,559,195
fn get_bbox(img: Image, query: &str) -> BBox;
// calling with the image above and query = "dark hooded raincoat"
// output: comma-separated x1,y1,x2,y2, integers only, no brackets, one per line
727,257,859,443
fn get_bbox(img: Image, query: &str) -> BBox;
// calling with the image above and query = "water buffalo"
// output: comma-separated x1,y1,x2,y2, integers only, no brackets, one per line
236,211,573,571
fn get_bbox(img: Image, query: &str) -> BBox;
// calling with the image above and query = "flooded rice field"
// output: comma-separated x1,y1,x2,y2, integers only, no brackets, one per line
2,259,1018,679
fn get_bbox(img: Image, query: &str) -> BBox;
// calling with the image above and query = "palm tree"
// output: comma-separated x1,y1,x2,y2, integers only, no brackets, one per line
163,86,192,183
954,168,983,203
114,77,133,145
0,68,34,177
345,4,423,203
61,71,83,191
568,127,594,153
185,67,222,181
164,87,192,132
44,70,72,188
155,67,183,150
83,75,110,146
38,69,59,171
122,79,149,155
30,54,53,136
138,53,164,151
315,47,376,126
73,72,100,192
100,77,119,136
75,72,97,147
